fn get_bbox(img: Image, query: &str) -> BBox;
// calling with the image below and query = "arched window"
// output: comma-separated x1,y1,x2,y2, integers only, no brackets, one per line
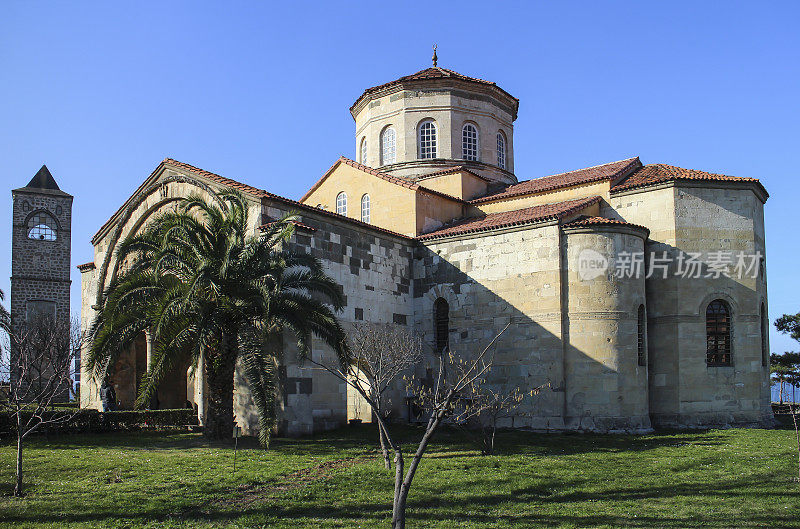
27,211,57,241
497,131,507,170
361,194,371,223
761,303,768,367
462,123,478,161
418,120,437,159
360,137,368,165
434,298,449,354
381,127,396,165
637,305,647,367
706,300,732,366
336,192,347,216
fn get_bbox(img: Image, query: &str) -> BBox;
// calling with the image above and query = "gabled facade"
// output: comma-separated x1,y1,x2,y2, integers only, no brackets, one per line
79,62,773,435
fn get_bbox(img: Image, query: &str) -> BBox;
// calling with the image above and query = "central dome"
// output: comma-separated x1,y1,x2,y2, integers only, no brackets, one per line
350,65,519,185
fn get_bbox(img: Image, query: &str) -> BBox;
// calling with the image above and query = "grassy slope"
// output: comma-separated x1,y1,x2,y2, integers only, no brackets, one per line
0,426,798,528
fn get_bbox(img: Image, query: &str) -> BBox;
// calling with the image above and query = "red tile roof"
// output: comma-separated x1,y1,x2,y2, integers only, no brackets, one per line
611,163,768,197
93,158,414,244
300,157,468,204
471,157,641,204
351,66,518,112
562,215,650,236
417,196,601,241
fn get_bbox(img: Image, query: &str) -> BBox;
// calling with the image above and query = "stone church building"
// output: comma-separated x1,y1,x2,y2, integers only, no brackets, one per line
78,61,773,434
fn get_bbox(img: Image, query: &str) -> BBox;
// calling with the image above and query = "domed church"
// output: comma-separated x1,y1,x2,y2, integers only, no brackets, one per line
79,56,773,434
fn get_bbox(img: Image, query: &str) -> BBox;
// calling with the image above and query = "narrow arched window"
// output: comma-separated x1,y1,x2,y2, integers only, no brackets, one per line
361,194,370,223
27,211,57,241
434,298,449,354
761,303,768,367
637,305,647,367
381,127,396,165
336,192,347,216
360,137,368,166
706,300,732,366
418,120,437,159
462,123,478,161
497,131,507,170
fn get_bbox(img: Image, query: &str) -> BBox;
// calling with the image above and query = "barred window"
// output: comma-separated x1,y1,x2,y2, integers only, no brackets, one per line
418,120,437,159
381,127,396,165
361,194,370,223
497,131,506,169
434,298,449,354
27,212,57,241
360,137,368,166
637,305,647,367
706,300,732,366
336,192,347,216
462,123,478,161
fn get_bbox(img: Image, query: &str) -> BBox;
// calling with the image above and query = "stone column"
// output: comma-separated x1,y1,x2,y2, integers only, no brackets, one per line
196,351,206,426
145,329,157,409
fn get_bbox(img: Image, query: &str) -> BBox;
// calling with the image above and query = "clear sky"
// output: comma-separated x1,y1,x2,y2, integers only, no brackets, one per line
1,1,798,353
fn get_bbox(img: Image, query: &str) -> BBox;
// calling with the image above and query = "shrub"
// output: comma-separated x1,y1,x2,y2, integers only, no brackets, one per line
0,408,198,437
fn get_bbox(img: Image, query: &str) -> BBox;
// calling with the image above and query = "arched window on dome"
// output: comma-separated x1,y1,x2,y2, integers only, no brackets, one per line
706,299,732,366
360,137,368,166
462,123,478,161
336,192,347,216
418,120,437,160
434,298,449,354
381,127,396,165
361,194,371,223
496,131,507,170
27,211,58,241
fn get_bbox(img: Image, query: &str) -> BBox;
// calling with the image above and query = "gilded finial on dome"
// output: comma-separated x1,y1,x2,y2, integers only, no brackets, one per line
432,44,438,67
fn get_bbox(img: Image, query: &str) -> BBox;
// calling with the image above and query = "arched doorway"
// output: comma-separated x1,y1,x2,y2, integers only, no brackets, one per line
347,368,372,423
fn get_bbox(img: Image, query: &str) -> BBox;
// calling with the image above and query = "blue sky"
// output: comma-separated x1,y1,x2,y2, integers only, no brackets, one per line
1,1,798,353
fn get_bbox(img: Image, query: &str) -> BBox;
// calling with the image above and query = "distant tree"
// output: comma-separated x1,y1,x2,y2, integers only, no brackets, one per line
87,189,349,446
347,322,423,469
0,303,83,497
771,352,800,404
776,313,800,342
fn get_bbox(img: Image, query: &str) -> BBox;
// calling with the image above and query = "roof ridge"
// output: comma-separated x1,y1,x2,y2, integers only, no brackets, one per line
417,196,601,241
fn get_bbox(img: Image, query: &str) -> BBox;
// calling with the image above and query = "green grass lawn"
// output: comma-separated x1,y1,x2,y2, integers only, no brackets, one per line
0,425,798,528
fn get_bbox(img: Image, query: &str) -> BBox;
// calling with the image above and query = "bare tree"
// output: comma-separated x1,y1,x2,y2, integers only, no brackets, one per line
312,324,530,529
0,313,83,496
450,378,547,456
348,322,422,469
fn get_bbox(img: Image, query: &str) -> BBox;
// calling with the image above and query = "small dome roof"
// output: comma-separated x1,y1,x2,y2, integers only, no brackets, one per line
351,66,518,116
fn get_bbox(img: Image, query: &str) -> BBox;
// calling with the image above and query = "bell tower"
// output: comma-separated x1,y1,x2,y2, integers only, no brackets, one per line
10,165,73,387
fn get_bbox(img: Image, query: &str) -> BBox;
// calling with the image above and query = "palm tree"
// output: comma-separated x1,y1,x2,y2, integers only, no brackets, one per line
0,290,9,336
87,189,350,445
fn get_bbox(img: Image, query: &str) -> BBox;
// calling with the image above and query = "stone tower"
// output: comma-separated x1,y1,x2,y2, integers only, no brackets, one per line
10,165,73,387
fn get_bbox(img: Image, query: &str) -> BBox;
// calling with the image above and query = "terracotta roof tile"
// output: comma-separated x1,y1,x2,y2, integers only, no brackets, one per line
611,164,768,197
77,261,96,271
417,196,601,241
94,158,414,244
471,157,641,204
562,215,650,235
351,66,518,112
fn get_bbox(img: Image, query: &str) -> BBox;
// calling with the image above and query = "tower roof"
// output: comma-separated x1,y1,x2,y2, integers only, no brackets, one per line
13,165,72,197
350,65,519,116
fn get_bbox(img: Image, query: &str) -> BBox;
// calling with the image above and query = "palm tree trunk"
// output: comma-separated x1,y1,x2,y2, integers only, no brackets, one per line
203,332,237,441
